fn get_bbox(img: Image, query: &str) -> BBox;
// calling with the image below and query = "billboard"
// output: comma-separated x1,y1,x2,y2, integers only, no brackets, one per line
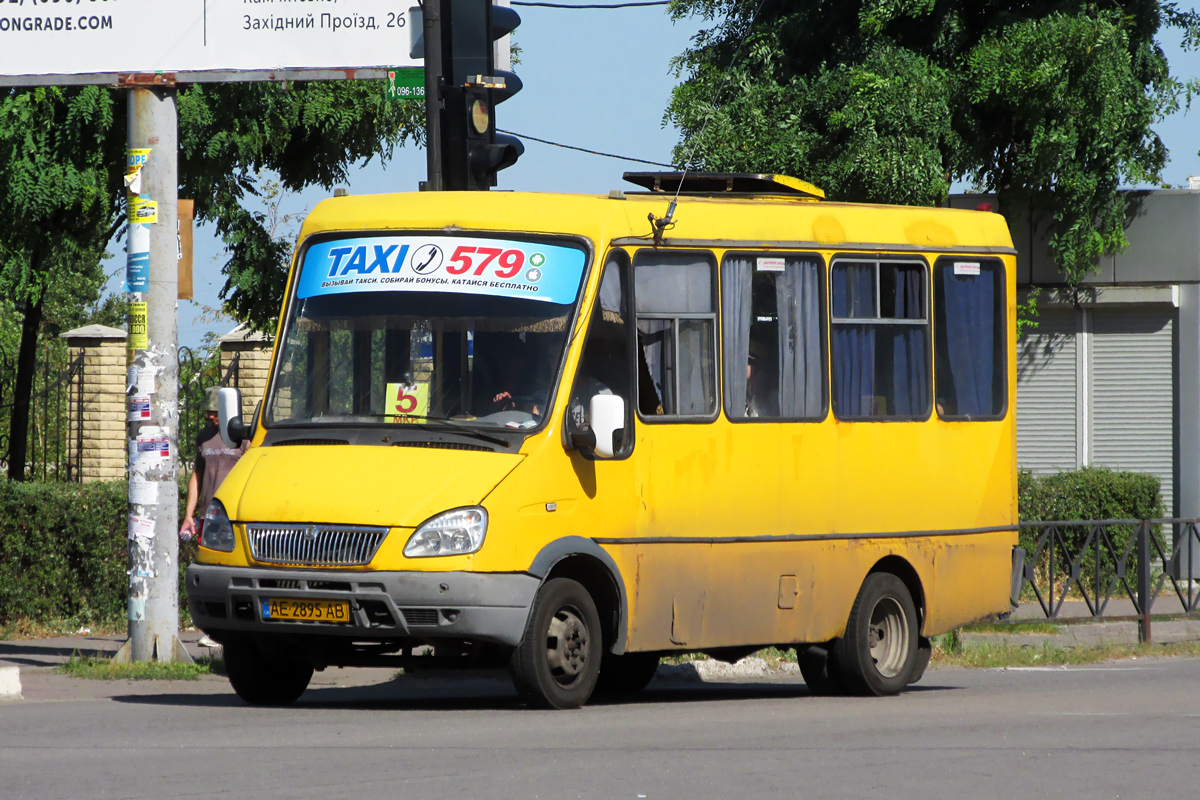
0,0,419,83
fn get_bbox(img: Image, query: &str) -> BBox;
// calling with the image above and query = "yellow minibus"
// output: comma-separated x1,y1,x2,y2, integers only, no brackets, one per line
188,173,1018,708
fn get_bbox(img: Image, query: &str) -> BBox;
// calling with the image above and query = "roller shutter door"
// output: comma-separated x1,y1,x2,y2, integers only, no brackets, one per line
1089,307,1175,515
1016,309,1078,474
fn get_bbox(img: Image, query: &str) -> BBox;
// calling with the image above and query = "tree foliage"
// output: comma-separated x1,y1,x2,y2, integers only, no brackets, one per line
0,81,423,479
176,81,423,331
666,0,1200,284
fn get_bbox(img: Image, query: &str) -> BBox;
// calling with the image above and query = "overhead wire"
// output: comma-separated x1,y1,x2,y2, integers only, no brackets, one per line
498,129,674,167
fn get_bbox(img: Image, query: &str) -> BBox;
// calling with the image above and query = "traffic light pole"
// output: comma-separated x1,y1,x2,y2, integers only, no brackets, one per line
423,0,445,192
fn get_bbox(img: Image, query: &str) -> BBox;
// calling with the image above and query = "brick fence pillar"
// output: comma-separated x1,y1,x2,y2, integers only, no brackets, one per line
61,325,127,484
218,324,273,421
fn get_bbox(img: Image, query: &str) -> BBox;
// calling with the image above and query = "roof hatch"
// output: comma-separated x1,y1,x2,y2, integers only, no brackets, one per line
622,171,824,199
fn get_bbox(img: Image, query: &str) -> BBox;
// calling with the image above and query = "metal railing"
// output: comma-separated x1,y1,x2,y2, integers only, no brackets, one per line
0,349,85,481
1016,519,1200,642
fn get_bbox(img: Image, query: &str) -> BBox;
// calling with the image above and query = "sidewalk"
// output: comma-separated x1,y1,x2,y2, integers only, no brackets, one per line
966,597,1200,649
0,631,405,703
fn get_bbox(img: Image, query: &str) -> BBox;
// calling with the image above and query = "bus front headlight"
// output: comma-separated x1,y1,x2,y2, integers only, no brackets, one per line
200,500,236,552
404,507,488,557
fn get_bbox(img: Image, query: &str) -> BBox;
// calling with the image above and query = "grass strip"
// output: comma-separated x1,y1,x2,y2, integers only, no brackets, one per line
931,639,1200,669
961,621,1061,635
58,653,213,681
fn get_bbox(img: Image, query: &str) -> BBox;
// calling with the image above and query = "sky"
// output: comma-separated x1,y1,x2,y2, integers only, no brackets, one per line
105,5,1200,350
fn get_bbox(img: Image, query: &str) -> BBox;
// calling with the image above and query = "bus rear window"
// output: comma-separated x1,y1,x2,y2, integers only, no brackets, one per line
933,257,1006,420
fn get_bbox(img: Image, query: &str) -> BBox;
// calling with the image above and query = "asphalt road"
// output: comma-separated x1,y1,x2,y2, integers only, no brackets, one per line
2,657,1197,800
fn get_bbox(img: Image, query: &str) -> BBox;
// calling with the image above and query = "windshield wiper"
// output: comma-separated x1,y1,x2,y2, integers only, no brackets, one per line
402,419,515,449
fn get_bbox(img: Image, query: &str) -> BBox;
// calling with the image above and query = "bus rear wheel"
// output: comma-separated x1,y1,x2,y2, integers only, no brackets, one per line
224,639,313,706
836,572,919,696
511,577,602,709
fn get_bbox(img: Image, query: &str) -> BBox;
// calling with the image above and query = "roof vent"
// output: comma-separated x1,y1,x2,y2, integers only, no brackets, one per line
622,171,824,199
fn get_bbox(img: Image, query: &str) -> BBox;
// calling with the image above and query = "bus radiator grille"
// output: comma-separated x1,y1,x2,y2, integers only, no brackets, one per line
246,524,389,567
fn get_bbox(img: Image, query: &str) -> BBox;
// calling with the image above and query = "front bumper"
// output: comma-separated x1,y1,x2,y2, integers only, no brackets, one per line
186,563,539,647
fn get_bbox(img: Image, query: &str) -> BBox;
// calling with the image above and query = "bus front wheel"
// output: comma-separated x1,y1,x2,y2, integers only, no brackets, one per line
224,639,313,706
836,572,919,696
511,577,602,709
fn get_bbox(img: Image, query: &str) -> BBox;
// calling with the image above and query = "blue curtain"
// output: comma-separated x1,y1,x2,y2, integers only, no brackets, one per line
832,265,876,416
834,326,875,416
941,269,994,417
890,267,929,417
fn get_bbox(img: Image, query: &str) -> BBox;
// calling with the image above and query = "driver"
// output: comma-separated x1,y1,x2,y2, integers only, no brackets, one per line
479,333,548,417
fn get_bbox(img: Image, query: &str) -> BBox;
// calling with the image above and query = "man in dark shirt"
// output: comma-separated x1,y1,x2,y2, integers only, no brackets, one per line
179,387,248,541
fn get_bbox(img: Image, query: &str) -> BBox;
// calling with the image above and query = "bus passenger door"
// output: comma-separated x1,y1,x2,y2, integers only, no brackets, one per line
626,250,723,650
563,253,640,640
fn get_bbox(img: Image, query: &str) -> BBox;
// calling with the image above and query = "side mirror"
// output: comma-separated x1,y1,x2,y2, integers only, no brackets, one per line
217,387,249,448
589,394,625,459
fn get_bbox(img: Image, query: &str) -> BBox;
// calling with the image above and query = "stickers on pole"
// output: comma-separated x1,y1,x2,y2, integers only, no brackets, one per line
133,428,171,465
129,473,158,505
125,223,150,292
128,301,148,350
128,395,151,421
131,196,158,225
128,515,155,541
125,148,150,195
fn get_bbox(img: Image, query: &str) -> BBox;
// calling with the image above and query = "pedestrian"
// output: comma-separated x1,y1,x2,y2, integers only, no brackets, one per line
180,386,248,646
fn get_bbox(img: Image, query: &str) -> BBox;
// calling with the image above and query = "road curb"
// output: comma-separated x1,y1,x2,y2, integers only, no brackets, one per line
0,665,22,700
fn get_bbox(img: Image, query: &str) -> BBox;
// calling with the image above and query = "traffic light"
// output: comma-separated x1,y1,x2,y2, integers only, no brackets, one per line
440,0,522,190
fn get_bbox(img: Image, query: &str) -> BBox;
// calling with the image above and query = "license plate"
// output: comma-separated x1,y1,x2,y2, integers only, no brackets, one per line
261,598,351,623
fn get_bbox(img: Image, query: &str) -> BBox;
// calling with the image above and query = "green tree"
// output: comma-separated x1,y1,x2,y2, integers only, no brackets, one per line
0,86,122,481
666,0,1200,284
0,82,422,480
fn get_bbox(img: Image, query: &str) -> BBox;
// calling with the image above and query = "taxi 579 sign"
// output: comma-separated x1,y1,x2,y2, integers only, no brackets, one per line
0,0,420,81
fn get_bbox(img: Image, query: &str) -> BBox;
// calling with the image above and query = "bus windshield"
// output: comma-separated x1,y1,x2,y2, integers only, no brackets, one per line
266,233,588,430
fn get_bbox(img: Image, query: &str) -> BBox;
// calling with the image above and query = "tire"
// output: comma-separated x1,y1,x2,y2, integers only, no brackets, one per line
223,639,314,707
510,577,602,709
835,572,919,696
594,652,660,697
797,642,844,696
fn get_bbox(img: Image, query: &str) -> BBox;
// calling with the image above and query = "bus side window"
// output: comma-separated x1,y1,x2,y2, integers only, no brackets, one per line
721,253,826,420
830,258,930,420
567,256,634,455
633,251,718,418
933,257,1006,419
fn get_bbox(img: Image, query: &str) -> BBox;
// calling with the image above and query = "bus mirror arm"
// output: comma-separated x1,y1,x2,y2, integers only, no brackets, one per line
217,387,249,448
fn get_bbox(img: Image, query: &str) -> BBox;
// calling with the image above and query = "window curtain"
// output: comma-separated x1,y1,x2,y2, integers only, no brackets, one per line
777,258,822,417
721,257,753,416
941,269,994,417
637,319,671,411
678,321,714,414
889,267,929,417
833,265,875,416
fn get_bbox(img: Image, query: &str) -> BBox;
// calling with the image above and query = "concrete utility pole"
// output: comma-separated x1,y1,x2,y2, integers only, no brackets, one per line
119,81,189,664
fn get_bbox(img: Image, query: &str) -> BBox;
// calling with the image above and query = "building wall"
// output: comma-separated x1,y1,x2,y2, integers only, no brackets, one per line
1016,293,1179,515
